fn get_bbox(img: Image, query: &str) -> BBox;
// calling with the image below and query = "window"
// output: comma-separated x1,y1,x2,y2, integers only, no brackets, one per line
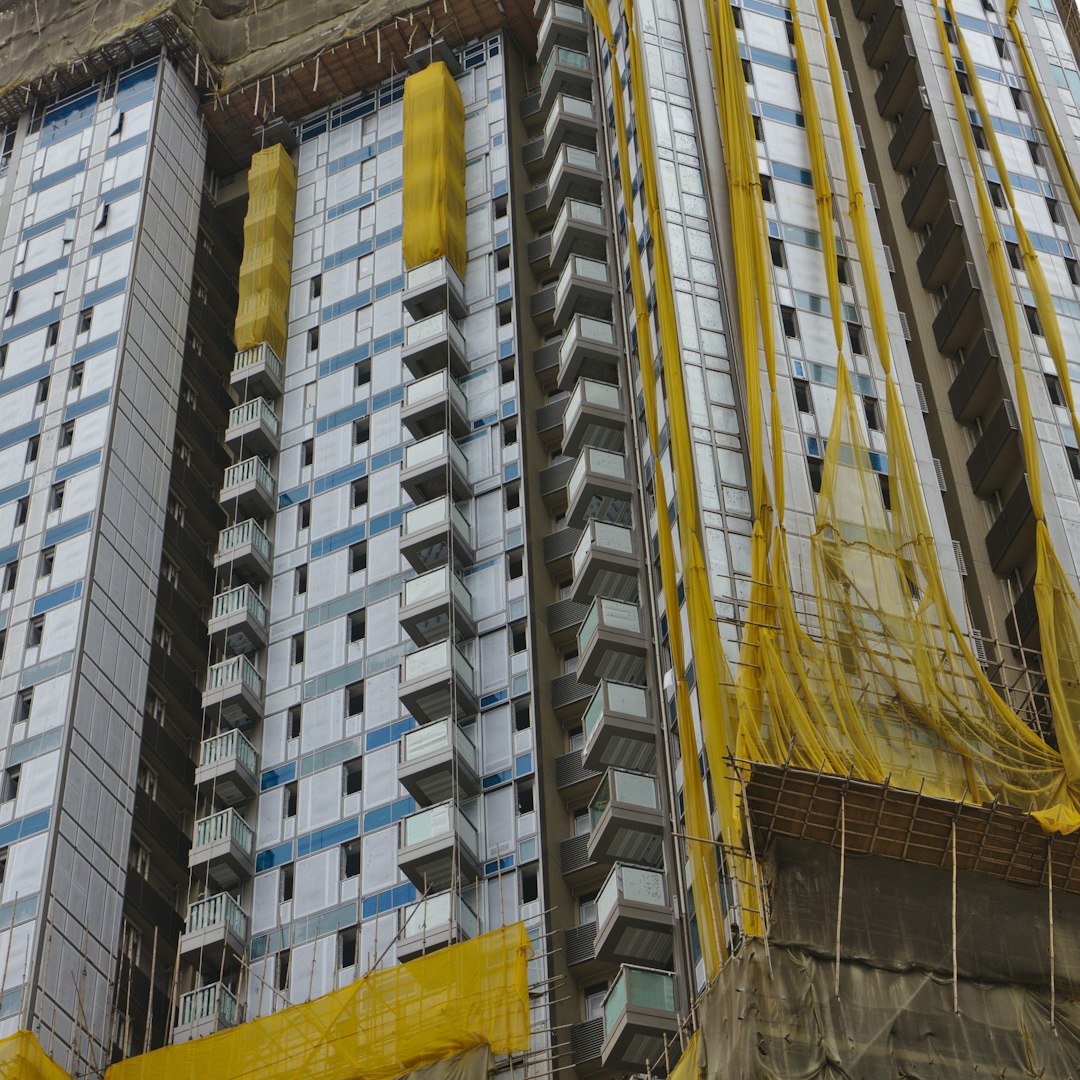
1007,242,1021,270
128,838,150,879
283,781,298,819
759,174,774,202
70,363,84,390
972,125,987,151
27,615,43,647
25,436,38,464
956,71,970,96
794,379,812,414
352,478,368,508
878,472,892,511
288,705,301,740
863,397,882,431
14,497,27,527
161,557,180,588
49,482,64,511
517,782,534,814
2,562,16,592
752,113,764,141
1026,305,1043,336
350,541,367,573
167,495,186,527
295,565,308,595
342,839,361,879
36,377,49,404
348,610,366,644
780,306,798,339
353,417,370,446
836,256,849,285
808,456,824,494
16,689,32,722
355,360,371,388
338,927,358,969
96,204,109,231
136,761,158,799
77,307,93,334
4,291,18,318
292,632,305,665
298,500,311,530
769,238,786,268
509,554,523,580
301,439,314,468
741,58,753,84
847,323,865,355
308,327,320,352
1047,197,1062,225
280,864,294,902
276,949,291,992
152,620,171,653
1068,446,1080,482
39,547,55,577
60,421,74,449
1,765,19,803
989,181,1005,209
310,274,322,300
1011,85,1023,110
0,344,7,369
45,323,59,348
147,692,166,724
1067,259,1080,287
996,35,1008,58
1029,140,1043,167
343,758,362,796
1046,373,1065,406
346,681,364,716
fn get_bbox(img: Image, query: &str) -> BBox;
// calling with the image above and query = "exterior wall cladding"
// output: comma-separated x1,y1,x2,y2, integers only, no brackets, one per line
0,0,1074,1072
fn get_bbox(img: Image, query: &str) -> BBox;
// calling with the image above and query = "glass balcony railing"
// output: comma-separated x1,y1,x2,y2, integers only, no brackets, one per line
206,655,264,698
560,314,615,361
578,598,643,655
405,311,464,349
602,966,676,1032
232,342,283,383
556,257,609,313
545,95,595,144
404,370,467,418
222,457,274,495
589,768,659,831
216,519,271,561
568,447,628,505
555,197,604,236
401,496,473,546
403,432,467,476
199,729,257,776
541,47,590,94
211,584,267,628
401,801,479,854
178,983,239,1028
400,717,478,774
401,890,479,940
186,893,248,939
572,522,635,581
406,258,463,293
226,397,279,437
565,378,620,434
402,640,475,689
402,565,472,614
582,682,648,745
193,808,254,855
596,864,667,930
541,0,586,38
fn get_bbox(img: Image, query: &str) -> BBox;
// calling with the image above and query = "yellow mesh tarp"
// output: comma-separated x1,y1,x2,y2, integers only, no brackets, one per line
104,923,531,1080
0,1031,72,1080
234,143,297,359
402,63,466,278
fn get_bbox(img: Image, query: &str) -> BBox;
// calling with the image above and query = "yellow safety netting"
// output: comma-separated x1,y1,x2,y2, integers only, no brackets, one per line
0,1030,72,1080
104,923,531,1080
402,62,466,278
234,142,297,360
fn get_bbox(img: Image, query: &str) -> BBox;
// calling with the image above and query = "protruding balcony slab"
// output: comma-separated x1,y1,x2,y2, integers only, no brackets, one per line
402,370,469,439
399,640,478,723
555,256,612,328
402,258,467,321
219,457,275,520
214,519,272,583
398,801,481,890
538,0,588,64
195,729,258,807
399,565,476,646
547,146,603,211
578,598,648,685
402,312,468,380
567,448,634,528
180,893,248,966
543,95,597,160
563,378,625,457
571,522,638,604
397,890,479,961
581,681,655,774
202,655,264,728
400,496,475,573
587,768,664,867
398,718,480,806
173,983,240,1044
400,432,472,504
539,47,592,115
594,864,674,966
551,198,608,268
225,398,280,458
600,966,679,1071
230,342,283,400
189,809,254,889
557,315,619,389
207,584,268,654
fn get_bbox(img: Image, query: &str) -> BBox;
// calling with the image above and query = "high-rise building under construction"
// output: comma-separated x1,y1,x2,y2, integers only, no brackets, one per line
0,0,1079,1075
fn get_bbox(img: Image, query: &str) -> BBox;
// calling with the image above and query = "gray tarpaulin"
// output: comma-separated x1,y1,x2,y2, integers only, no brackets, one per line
402,1044,493,1080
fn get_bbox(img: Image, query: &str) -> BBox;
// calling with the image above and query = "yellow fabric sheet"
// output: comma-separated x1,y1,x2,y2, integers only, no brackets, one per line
234,143,296,360
0,1031,72,1080
104,923,531,1080
402,62,466,278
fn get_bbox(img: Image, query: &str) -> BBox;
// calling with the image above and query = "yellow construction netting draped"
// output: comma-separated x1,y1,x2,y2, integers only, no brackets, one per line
402,62,466,278
234,143,297,360
0,1031,72,1080
104,924,531,1080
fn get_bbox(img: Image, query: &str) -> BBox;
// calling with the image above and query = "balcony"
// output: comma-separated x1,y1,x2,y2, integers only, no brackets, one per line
219,457,275,520
398,801,481,890
578,598,648,684
582,681,654,773
555,748,601,802
949,329,1002,423
539,46,593,115
889,94,932,173
400,432,472,505
402,311,468,379
402,370,469,439
399,639,478,723
600,967,679,1071
874,34,916,118
567,448,634,528
933,263,983,354
863,0,904,68
543,95,597,159
594,864,673,966
399,718,480,806
202,655,264,728
173,983,240,1044
214,519,272,582
402,258,467,321
917,200,965,290
986,474,1035,573
547,146,603,211
967,400,1019,496
565,922,597,968
207,584,268,654
555,257,612,328
557,315,619,389
195,729,258,806
902,142,948,229
398,890,479,961
563,378,624,457
180,893,248,964
399,565,475,646
225,397,280,458
587,768,664,867
550,199,607,271
189,808,254,888
230,342,283,399
400,496,475,573
571,522,638,604
538,0,588,63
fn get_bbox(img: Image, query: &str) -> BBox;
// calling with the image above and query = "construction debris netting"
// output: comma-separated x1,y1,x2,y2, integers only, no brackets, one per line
233,142,296,359
103,923,531,1080
402,62,467,278
0,1030,72,1080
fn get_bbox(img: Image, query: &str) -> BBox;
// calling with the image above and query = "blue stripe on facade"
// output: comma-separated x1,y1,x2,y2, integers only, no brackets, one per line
44,513,92,547
101,178,142,205
0,311,62,346
82,279,127,308
255,841,294,873
360,882,417,919
54,450,101,481
22,209,77,242
90,227,135,256
0,545,19,567
0,483,28,508
12,257,70,291
104,132,148,160
0,422,39,452
29,160,87,193
260,762,297,791
33,581,84,616
0,810,50,847
73,332,119,364
64,390,110,421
